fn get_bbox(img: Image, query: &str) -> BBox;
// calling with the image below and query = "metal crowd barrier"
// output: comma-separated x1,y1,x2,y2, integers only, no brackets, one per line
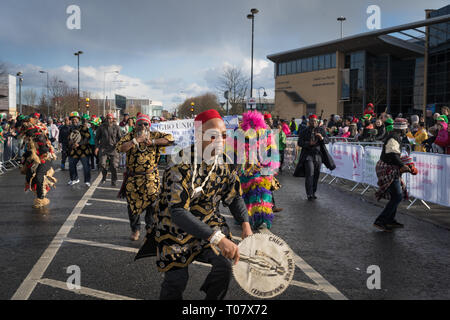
0,136,22,174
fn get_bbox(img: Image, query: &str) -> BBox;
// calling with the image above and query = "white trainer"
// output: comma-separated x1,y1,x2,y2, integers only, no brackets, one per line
68,179,80,186
85,182,91,187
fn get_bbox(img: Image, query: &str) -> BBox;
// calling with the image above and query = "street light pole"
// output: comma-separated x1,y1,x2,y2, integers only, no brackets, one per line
247,8,259,106
16,72,23,114
257,87,267,112
74,51,83,111
337,16,346,39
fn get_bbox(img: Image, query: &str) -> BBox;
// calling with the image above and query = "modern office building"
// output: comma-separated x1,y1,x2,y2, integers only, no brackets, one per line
0,74,17,115
267,5,450,119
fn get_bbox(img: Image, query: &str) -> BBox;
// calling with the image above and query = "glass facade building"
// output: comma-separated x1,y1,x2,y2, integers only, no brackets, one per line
277,53,336,76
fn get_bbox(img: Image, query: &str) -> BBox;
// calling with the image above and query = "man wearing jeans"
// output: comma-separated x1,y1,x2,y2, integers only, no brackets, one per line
374,118,411,232
67,111,92,187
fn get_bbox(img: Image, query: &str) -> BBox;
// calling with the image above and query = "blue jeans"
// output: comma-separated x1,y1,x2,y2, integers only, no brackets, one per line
375,178,403,224
69,156,91,183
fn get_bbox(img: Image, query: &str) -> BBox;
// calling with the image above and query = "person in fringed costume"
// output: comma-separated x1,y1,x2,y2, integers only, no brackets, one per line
19,113,57,208
235,111,280,230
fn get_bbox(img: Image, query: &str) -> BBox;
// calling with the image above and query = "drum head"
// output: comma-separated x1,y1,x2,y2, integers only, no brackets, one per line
232,233,295,299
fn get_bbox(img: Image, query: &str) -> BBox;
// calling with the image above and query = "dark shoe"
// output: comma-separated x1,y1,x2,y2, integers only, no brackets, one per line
307,196,314,201
111,181,117,187
313,194,318,199
101,178,106,184
273,207,283,213
373,222,393,232
386,220,404,228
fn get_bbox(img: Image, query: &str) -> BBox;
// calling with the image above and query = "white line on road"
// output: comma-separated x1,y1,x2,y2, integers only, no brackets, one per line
89,198,127,205
96,186,121,191
38,278,139,300
78,213,144,225
258,227,348,300
11,174,104,300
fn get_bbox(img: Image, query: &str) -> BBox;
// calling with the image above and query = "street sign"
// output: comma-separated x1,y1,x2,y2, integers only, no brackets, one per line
246,97,256,110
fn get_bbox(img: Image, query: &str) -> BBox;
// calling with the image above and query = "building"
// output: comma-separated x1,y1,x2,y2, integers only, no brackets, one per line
267,6,450,119
0,74,17,115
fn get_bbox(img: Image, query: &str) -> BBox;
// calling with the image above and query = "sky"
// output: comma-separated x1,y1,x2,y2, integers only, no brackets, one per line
1,0,449,112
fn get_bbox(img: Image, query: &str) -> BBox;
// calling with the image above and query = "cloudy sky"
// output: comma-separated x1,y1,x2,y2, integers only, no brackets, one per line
1,0,448,111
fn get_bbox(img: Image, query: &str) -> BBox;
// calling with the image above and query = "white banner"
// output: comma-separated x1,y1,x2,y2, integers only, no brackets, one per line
407,152,449,207
330,143,364,182
320,143,332,175
363,147,382,187
151,119,194,155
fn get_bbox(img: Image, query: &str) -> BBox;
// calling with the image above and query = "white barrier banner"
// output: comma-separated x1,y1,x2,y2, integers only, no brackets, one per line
151,119,194,155
364,147,382,187
408,152,449,207
320,143,332,175
330,143,364,182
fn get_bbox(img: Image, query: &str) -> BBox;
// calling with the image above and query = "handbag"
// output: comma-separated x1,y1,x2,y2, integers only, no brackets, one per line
320,143,336,171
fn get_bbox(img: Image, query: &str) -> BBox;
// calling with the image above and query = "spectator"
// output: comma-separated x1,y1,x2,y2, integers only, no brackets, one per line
414,122,428,152
441,106,449,123
289,118,298,135
374,119,386,141
58,117,71,170
358,119,377,142
433,116,449,154
277,123,286,173
349,123,358,139
47,118,59,151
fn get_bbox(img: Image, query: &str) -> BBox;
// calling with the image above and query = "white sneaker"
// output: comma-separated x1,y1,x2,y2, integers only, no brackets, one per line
85,182,91,187
68,179,80,186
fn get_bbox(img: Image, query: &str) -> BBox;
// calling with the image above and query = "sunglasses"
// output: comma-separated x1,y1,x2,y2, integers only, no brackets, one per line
203,131,227,141
137,122,149,127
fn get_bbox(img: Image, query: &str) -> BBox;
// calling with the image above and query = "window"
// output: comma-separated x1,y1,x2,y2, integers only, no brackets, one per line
302,58,307,72
297,59,302,73
307,57,313,72
324,54,331,69
286,61,292,74
281,62,286,75
319,55,325,70
331,53,336,68
291,60,297,74
313,56,319,71
278,63,282,76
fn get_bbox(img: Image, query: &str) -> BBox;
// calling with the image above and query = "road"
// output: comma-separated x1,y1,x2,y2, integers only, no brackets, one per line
1,164,450,300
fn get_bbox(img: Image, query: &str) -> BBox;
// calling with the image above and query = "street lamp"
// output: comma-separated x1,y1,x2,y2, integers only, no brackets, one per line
257,87,267,112
16,72,23,114
247,8,259,101
103,70,119,116
337,16,346,39
74,51,83,111
39,70,49,117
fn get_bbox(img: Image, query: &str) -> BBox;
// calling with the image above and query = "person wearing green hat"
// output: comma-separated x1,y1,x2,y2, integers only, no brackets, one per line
385,118,394,133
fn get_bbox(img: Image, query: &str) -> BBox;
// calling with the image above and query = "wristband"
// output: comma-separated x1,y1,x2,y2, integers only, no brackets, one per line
210,230,226,246
132,138,139,146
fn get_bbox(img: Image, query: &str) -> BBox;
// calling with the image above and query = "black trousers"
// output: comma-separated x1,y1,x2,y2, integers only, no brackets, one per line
279,150,285,171
127,204,154,233
61,144,69,168
160,248,232,300
305,159,322,197
26,161,52,199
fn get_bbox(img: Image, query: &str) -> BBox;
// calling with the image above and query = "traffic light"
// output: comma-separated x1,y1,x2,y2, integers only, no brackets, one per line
190,102,195,113
85,97,90,109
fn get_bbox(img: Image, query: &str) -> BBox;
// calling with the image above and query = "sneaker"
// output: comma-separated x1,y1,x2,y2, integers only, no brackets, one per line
85,182,91,187
101,179,106,184
307,196,314,201
313,194,318,199
386,220,404,229
68,179,80,186
373,222,393,232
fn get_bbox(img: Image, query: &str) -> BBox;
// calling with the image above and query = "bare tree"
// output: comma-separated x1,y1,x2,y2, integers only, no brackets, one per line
0,62,8,76
177,93,224,118
217,66,248,115
22,88,37,107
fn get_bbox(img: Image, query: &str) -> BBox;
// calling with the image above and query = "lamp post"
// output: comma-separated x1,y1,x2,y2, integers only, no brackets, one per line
16,72,23,114
257,87,267,112
39,70,49,117
337,16,346,39
247,8,259,101
74,51,83,111
103,70,119,116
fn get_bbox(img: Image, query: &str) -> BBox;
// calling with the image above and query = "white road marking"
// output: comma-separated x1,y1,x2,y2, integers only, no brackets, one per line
78,213,144,225
38,278,139,300
11,174,103,300
96,186,121,191
89,198,127,205
258,227,348,300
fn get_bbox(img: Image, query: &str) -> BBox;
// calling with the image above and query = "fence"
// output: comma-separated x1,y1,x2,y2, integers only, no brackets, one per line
0,136,21,174
282,136,450,210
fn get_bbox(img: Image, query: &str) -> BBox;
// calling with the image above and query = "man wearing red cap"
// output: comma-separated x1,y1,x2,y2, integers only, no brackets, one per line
116,113,174,241
136,109,253,300
296,114,329,200
95,113,122,186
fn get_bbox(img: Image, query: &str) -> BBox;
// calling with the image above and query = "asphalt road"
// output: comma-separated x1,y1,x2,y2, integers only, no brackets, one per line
1,163,450,300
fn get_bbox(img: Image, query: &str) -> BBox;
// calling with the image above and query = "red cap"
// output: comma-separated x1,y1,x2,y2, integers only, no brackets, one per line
194,109,222,125
367,103,374,108
136,114,151,125
106,113,114,118
33,113,40,119
309,114,318,120
264,113,272,120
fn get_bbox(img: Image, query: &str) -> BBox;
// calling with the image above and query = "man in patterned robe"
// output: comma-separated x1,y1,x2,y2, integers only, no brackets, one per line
136,109,253,300
116,113,174,241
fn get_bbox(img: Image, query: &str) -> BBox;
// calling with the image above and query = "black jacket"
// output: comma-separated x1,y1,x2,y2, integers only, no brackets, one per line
59,125,71,145
297,126,329,158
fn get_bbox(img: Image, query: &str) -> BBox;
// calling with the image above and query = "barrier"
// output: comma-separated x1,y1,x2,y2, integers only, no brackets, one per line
329,143,364,183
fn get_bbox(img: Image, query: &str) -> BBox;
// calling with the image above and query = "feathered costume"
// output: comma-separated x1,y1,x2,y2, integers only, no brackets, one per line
235,111,280,229
19,117,57,208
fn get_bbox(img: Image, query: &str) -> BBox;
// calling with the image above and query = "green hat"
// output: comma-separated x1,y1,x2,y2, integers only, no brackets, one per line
69,111,81,119
437,115,448,124
90,117,102,126
82,114,90,120
385,118,394,125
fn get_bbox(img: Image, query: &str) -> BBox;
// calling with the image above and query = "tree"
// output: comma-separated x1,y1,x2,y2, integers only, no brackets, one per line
0,62,8,76
22,88,37,107
177,93,224,118
216,66,249,115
